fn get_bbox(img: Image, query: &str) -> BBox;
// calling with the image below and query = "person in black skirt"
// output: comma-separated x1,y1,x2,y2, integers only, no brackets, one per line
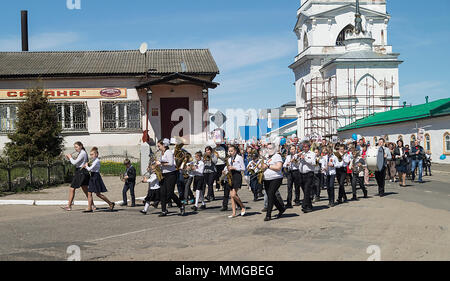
222,145,246,218
63,141,92,211
83,147,115,213
203,146,217,201
394,139,409,187
156,139,185,217
140,162,161,215
190,151,207,211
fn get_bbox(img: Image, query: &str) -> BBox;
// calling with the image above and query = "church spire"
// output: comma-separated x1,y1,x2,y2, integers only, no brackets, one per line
355,0,363,34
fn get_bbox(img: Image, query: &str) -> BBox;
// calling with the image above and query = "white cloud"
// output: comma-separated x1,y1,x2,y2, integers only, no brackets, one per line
207,35,296,72
0,32,80,51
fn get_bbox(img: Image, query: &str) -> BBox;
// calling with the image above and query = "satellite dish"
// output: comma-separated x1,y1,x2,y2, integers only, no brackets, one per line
139,42,148,55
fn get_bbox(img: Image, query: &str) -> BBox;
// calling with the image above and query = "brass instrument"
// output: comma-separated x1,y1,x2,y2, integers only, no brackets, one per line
150,147,163,182
203,154,212,163
137,171,152,186
334,152,343,162
174,137,187,170
220,156,233,186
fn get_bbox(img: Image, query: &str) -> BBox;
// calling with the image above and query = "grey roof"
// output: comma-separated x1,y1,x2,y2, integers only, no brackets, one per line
321,50,402,69
280,101,296,108
0,49,219,78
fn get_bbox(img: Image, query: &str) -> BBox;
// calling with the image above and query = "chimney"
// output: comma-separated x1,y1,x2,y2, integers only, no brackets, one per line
425,96,429,104
21,10,29,52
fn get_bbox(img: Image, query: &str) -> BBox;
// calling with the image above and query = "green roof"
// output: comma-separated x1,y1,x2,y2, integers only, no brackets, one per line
338,98,450,132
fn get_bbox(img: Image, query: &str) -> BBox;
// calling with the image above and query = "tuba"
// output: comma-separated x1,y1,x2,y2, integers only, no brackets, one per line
173,136,188,170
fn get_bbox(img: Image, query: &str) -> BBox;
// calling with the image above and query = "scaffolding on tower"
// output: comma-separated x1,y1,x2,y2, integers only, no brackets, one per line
303,67,401,139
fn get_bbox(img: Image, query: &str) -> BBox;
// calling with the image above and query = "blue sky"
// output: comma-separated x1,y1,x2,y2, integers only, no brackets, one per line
1,0,449,114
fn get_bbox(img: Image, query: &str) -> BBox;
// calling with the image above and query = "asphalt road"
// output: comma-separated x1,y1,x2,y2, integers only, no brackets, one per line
0,170,449,261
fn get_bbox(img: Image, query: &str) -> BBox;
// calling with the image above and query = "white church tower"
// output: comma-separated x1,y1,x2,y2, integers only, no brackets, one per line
290,0,403,140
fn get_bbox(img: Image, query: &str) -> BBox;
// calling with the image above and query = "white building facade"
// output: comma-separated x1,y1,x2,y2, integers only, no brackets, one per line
290,0,402,140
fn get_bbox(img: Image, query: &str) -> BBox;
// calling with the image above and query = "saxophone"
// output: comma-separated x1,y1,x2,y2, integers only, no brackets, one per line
220,156,233,186
149,152,163,182
174,141,186,170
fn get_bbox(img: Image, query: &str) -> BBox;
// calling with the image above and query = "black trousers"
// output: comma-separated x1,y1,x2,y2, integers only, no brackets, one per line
263,178,285,218
326,174,336,204
215,164,225,189
204,172,216,199
160,171,183,213
122,181,136,205
286,170,301,205
313,172,323,198
300,172,314,210
375,167,386,195
352,175,367,197
336,168,348,201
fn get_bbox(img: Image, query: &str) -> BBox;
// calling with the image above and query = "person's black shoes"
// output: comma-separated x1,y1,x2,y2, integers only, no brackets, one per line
140,210,147,215
352,196,359,201
200,205,207,210
302,208,313,213
264,217,271,222
191,206,198,212
159,211,168,217
294,201,301,206
276,208,286,219
328,202,335,207
180,206,186,216
285,204,293,209
220,207,228,212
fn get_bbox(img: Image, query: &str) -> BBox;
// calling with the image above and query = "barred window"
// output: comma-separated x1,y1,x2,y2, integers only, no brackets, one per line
53,102,88,132
101,101,141,131
0,103,18,133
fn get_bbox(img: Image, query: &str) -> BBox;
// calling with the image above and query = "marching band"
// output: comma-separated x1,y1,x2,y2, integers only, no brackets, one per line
63,134,394,222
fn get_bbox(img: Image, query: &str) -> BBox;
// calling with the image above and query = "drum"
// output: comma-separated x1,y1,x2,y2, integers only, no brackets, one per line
366,146,379,172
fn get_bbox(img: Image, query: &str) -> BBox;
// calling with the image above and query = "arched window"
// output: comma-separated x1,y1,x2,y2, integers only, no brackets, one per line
373,136,378,144
425,134,431,152
398,135,403,140
336,24,354,46
384,135,389,142
303,32,309,50
445,132,450,155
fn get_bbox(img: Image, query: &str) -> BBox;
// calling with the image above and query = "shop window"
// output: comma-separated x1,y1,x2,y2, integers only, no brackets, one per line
101,101,141,131
54,102,88,132
0,103,18,133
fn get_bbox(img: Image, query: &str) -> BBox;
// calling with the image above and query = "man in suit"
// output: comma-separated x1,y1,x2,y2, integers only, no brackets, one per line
374,138,392,197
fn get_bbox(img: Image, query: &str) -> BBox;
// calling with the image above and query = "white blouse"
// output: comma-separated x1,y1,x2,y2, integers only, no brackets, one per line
160,150,176,173
263,153,284,180
146,174,160,190
85,158,101,173
70,150,88,169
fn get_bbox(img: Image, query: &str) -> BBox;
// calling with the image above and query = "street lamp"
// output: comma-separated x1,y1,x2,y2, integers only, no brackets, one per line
202,88,208,99
147,89,153,100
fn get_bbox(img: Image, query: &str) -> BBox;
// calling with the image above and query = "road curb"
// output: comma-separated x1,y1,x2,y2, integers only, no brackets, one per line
0,197,147,206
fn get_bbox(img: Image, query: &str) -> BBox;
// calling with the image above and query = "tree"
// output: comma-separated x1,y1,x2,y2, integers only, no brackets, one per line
5,88,63,161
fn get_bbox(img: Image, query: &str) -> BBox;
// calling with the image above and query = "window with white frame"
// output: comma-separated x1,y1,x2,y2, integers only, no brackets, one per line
101,101,141,131
53,102,88,132
0,103,18,133
425,134,431,152
445,133,450,154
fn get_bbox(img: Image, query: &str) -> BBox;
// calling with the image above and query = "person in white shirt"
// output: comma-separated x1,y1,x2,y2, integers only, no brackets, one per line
62,141,92,212
213,142,228,192
298,141,316,213
283,145,301,208
82,147,115,213
334,144,350,204
261,143,286,221
221,145,246,218
140,162,161,215
246,151,263,202
320,147,338,207
156,139,185,217
189,151,207,212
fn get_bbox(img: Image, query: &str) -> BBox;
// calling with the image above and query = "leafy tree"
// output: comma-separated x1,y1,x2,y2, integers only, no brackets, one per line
5,88,63,161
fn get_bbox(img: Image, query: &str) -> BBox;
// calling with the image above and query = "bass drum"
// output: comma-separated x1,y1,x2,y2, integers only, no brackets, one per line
366,146,379,172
